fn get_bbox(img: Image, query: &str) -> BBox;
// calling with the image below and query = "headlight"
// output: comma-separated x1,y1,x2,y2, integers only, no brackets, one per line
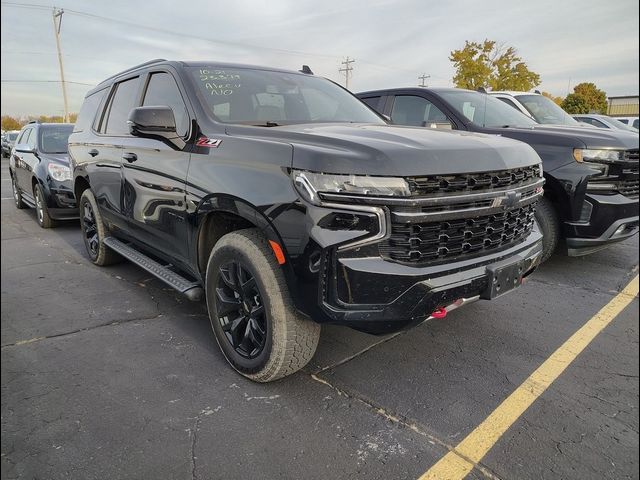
293,170,410,205
47,163,72,181
573,149,624,163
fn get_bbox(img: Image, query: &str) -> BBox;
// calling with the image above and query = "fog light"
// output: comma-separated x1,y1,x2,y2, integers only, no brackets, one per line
578,201,593,223
614,225,627,236
318,212,375,231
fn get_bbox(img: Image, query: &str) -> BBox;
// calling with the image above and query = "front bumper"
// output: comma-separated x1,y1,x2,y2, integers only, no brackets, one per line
45,179,78,220
316,230,542,334
565,193,639,256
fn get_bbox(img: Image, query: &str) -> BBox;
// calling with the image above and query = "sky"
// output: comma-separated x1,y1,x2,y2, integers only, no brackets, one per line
1,0,638,117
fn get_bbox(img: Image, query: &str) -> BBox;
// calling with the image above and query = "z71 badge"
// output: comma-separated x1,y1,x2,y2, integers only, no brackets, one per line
196,137,222,148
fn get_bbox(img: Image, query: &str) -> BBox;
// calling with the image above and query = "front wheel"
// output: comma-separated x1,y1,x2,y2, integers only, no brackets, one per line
205,229,320,382
534,196,560,263
34,183,56,228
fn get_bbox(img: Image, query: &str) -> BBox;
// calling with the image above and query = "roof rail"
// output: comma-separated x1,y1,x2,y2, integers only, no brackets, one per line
28,120,41,124
100,58,167,84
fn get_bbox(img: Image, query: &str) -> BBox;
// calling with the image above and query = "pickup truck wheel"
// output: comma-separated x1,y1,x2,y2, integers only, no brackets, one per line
79,189,121,266
11,174,26,209
535,196,560,263
34,183,56,228
206,229,320,382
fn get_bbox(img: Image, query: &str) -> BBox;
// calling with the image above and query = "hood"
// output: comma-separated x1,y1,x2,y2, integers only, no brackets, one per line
43,153,71,165
225,123,542,176
483,123,639,150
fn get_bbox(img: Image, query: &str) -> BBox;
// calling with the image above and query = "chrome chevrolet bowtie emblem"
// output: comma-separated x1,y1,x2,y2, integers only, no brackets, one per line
492,190,521,209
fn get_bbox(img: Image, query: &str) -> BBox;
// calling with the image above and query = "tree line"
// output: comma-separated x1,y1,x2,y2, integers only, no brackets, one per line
1,114,78,132
450,39,608,114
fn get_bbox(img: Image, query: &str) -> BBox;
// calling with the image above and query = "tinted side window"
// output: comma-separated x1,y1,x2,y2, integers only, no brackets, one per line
390,96,448,126
74,89,107,133
142,72,189,137
360,96,383,113
633,119,639,129
104,77,141,135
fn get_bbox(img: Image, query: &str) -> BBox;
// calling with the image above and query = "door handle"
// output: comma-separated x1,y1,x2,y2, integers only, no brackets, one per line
122,152,138,163
88,149,99,157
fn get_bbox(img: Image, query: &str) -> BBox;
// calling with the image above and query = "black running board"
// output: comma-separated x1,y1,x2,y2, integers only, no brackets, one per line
103,237,203,301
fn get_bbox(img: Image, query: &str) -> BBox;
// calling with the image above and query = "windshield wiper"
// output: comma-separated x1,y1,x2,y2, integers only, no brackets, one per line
252,121,280,127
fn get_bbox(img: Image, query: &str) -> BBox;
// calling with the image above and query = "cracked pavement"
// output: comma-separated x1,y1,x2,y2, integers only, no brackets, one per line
1,159,638,479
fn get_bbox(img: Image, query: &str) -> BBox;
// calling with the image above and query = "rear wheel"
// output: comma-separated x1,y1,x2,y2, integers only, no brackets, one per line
11,174,26,209
34,183,56,228
205,229,320,382
535,196,560,263
79,189,121,266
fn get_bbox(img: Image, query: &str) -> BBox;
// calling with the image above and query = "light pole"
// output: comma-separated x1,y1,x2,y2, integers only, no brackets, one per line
52,8,69,122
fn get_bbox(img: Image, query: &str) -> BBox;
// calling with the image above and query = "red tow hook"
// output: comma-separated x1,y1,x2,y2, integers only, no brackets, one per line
431,306,448,319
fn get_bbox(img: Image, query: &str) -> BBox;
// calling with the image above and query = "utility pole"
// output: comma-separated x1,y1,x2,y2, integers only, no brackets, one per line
339,57,355,90
418,74,430,87
52,7,69,122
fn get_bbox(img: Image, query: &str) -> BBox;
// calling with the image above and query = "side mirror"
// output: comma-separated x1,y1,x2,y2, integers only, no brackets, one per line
128,106,177,137
15,144,35,153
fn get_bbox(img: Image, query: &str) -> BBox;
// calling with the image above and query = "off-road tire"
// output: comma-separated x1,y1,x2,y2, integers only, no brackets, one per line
206,228,320,382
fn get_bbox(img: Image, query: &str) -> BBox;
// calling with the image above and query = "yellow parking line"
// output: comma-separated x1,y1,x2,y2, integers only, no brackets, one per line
419,275,639,480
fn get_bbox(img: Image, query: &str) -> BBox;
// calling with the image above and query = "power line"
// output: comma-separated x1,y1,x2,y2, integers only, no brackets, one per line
339,57,355,89
0,1,424,76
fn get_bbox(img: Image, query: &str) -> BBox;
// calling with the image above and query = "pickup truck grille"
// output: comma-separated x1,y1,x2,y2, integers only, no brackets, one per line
380,203,536,264
406,164,541,195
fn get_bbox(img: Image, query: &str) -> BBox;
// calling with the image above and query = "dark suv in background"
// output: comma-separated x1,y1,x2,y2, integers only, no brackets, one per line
9,122,76,228
69,60,544,381
357,88,639,260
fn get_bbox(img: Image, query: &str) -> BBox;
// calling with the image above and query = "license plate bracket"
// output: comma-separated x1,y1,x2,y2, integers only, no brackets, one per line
481,257,526,300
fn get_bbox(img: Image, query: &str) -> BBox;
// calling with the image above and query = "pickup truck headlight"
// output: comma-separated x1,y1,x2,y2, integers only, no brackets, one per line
293,170,410,205
573,149,624,163
47,163,72,181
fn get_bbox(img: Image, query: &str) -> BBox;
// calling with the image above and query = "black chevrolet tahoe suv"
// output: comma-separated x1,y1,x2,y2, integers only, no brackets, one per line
357,88,639,261
69,60,544,381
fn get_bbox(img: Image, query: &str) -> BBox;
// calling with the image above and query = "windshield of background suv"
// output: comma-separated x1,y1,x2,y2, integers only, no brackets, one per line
38,125,74,153
607,117,640,132
515,94,580,126
189,67,385,125
437,90,537,128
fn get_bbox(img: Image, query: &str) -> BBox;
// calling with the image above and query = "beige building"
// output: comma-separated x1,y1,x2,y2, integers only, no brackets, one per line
607,95,639,116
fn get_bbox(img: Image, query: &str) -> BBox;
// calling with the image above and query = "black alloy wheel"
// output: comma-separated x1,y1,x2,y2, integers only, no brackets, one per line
215,261,268,359
81,198,99,259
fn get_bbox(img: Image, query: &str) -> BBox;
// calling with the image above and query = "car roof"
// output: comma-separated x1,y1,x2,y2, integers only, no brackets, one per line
88,59,312,96
489,91,540,97
357,86,473,96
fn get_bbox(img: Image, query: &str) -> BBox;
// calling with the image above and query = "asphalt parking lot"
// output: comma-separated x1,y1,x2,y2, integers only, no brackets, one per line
1,157,638,480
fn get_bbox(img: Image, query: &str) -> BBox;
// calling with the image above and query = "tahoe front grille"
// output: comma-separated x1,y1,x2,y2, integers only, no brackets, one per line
379,203,536,265
406,164,541,195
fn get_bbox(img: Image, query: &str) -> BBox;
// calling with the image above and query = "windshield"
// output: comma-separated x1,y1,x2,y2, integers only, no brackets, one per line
39,125,73,153
607,117,639,132
437,90,537,128
515,94,580,126
189,66,385,125
8,132,18,141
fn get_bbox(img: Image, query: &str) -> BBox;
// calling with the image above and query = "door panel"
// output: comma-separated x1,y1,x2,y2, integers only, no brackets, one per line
120,136,191,265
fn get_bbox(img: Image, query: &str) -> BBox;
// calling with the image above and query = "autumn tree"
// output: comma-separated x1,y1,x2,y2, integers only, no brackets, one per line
450,40,541,91
541,91,564,106
567,82,607,114
561,94,589,114
1,116,22,131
